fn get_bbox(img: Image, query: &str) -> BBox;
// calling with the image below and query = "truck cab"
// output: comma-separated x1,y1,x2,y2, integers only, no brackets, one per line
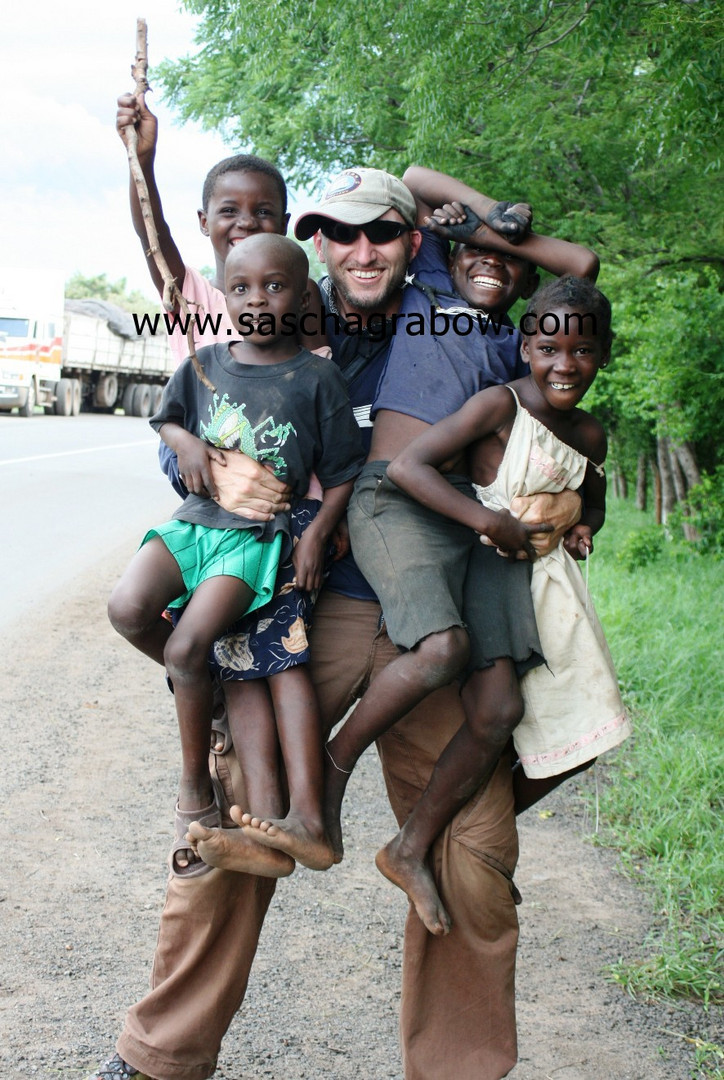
0,270,64,416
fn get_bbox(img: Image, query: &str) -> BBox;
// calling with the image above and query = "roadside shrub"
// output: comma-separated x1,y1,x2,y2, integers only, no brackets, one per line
670,466,724,557
616,525,666,571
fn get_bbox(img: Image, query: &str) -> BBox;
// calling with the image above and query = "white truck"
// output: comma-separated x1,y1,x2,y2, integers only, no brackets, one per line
0,269,175,417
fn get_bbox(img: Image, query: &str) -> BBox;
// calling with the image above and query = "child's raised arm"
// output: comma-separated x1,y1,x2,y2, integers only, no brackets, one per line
388,387,548,560
116,91,186,303
403,165,531,243
402,165,599,282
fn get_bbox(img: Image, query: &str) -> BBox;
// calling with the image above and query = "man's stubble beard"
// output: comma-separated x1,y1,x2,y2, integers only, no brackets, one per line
326,238,412,316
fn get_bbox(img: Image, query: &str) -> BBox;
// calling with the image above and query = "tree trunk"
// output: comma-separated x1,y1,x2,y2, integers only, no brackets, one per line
636,454,647,511
667,441,687,504
657,437,675,524
610,468,628,500
671,441,701,490
666,443,700,540
652,459,662,524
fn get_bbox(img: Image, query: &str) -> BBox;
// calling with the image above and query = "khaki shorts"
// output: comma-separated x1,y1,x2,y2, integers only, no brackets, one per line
348,461,543,675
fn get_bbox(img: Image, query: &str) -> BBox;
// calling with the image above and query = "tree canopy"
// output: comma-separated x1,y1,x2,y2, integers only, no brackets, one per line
158,0,724,525
65,272,160,315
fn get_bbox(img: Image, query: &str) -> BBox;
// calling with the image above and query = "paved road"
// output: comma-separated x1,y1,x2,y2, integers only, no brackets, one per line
0,412,179,631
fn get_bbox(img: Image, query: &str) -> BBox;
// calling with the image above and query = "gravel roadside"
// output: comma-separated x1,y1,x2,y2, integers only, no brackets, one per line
0,546,715,1079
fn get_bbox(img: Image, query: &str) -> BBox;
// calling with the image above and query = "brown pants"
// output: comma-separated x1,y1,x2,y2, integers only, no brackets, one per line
117,591,520,1080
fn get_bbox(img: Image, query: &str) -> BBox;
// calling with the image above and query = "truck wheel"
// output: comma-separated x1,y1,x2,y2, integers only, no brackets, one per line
150,385,164,414
121,383,136,415
132,383,153,418
55,378,73,415
19,380,37,417
94,373,119,409
71,379,82,416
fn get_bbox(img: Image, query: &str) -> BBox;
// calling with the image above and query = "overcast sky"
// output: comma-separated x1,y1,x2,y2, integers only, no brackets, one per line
2,1,315,302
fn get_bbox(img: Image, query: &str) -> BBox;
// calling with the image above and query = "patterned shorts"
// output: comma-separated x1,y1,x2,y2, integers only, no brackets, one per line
171,499,331,681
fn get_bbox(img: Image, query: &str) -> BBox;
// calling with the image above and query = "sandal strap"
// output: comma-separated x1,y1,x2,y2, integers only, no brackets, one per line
86,1052,150,1080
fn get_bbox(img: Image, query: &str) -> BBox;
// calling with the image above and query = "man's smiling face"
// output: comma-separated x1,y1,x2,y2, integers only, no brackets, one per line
314,210,421,320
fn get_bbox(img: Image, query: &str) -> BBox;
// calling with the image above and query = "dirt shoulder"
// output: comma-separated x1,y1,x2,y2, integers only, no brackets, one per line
0,546,715,1079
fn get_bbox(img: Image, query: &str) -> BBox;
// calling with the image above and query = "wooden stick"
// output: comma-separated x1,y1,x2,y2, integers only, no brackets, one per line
125,18,215,391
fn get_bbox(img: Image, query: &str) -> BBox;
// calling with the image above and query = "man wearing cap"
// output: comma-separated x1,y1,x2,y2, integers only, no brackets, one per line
91,168,577,1080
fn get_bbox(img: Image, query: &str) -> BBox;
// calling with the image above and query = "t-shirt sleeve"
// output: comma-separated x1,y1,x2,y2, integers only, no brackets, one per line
408,227,454,294
152,363,194,493
149,344,214,437
312,360,366,489
158,440,186,497
168,268,236,367
149,358,194,433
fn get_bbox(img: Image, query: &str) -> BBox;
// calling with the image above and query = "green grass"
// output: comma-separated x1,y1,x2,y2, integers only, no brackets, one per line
582,499,723,1010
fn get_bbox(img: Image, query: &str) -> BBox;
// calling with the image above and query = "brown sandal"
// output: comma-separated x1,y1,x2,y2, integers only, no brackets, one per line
169,778,223,878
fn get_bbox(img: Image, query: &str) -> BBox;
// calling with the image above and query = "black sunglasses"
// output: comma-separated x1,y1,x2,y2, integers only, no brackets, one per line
318,219,412,245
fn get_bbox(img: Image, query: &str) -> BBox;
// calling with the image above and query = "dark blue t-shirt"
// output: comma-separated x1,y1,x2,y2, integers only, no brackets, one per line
371,228,528,424
317,278,392,600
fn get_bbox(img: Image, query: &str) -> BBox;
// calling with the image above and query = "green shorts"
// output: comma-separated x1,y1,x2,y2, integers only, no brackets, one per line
143,519,283,614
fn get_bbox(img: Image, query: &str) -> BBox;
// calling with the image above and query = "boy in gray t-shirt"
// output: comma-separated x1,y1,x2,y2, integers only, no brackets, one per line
108,235,364,879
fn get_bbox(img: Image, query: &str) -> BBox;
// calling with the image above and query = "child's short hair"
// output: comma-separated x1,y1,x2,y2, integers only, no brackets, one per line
202,155,288,214
523,275,612,349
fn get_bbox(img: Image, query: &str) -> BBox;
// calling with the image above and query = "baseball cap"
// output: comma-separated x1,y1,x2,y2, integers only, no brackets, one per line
294,168,417,240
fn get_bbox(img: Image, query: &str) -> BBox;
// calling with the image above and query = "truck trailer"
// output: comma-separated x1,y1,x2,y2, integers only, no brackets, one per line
0,269,174,417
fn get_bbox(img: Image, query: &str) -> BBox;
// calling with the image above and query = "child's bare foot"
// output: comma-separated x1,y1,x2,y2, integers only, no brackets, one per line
236,810,334,871
375,835,451,936
322,743,351,863
187,820,295,878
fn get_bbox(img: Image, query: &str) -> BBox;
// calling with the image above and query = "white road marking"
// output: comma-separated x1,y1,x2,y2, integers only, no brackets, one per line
0,440,157,467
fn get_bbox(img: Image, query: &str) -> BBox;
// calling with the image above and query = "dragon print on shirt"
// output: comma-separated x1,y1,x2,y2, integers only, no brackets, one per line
200,392,296,476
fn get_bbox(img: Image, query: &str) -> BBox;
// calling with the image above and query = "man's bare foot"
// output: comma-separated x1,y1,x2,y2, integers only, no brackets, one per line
187,820,295,878
375,835,451,936
236,810,334,871
322,743,351,863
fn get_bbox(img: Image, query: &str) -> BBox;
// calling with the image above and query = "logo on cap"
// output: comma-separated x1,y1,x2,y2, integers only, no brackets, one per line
323,171,362,201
